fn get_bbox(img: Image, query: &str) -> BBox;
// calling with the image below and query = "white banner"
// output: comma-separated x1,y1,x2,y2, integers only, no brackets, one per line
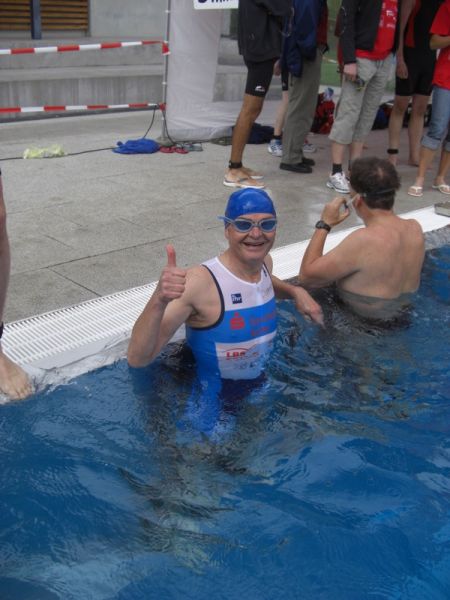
193,0,238,9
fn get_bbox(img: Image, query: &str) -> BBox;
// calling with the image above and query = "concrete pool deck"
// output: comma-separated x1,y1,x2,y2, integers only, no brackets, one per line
1,103,448,326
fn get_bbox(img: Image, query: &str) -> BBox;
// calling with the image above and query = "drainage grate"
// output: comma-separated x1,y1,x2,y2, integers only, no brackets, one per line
4,282,157,369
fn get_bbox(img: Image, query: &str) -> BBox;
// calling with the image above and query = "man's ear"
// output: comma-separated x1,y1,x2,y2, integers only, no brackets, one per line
352,193,362,208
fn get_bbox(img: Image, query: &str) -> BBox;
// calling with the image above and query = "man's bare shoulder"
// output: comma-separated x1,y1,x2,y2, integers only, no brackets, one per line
336,227,369,247
185,264,214,290
183,263,221,327
403,217,424,236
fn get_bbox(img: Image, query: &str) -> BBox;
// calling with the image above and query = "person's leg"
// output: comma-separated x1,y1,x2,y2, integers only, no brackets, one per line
387,95,410,165
408,85,450,195
281,52,322,167
328,58,378,192
410,146,437,194
225,59,275,188
268,88,288,157
225,93,265,187
0,173,32,399
433,128,450,192
274,91,288,136
348,58,392,172
408,94,430,166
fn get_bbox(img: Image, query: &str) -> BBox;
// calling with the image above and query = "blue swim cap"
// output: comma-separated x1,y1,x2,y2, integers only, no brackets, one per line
224,189,276,220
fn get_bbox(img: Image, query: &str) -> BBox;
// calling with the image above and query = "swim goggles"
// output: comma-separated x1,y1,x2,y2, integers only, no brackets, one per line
219,216,278,233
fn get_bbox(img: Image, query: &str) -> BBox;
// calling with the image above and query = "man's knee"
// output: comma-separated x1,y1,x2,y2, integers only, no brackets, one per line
411,96,430,117
239,94,264,121
392,96,410,116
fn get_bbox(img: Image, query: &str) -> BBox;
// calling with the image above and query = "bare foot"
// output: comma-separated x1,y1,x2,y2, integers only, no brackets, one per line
388,154,398,167
408,158,420,167
0,350,33,400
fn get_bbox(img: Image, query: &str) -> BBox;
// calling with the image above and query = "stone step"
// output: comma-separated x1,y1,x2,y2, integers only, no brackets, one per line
0,37,164,69
0,63,283,120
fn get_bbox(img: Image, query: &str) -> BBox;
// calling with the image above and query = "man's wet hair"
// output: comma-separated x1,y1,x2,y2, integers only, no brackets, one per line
350,157,400,210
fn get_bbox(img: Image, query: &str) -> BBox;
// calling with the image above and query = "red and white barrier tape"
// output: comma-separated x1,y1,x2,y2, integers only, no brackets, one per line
0,102,162,114
0,40,170,56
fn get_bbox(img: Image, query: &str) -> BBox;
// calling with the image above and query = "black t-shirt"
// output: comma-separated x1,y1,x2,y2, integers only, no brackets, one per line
405,0,444,53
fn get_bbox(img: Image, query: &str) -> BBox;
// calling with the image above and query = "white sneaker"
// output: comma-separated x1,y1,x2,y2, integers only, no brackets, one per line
268,139,283,157
302,141,316,153
327,172,350,194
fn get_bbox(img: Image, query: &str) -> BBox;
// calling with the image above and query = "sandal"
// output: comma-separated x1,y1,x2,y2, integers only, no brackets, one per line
407,185,423,197
179,142,203,152
159,145,188,154
432,183,450,195
223,177,265,189
241,166,264,180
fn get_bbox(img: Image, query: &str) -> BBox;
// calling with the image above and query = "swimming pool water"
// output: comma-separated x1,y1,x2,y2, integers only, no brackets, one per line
1,243,449,600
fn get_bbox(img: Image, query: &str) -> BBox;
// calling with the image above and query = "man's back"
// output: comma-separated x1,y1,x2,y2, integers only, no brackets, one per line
337,215,425,299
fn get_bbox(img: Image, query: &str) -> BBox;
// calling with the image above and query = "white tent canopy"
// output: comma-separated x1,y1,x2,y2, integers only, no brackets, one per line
165,0,242,140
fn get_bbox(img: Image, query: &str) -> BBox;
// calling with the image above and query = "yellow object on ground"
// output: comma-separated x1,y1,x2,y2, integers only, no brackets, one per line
23,144,66,159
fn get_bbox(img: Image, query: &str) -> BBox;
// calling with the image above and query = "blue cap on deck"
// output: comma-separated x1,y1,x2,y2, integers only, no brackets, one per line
224,189,276,220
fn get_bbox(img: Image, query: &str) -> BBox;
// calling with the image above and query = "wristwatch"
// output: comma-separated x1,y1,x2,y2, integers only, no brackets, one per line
315,220,331,232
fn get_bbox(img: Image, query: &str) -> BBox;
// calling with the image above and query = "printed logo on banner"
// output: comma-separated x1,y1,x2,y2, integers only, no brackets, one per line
194,0,239,9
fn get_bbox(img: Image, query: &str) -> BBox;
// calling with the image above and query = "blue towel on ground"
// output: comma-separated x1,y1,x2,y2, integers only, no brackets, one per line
113,138,160,154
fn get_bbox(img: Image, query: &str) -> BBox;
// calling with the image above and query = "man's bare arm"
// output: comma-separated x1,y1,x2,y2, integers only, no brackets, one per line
127,245,193,368
430,34,450,50
299,197,362,288
396,0,416,79
299,197,351,286
271,275,324,325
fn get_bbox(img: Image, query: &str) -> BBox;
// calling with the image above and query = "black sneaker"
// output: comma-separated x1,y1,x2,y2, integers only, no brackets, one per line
280,162,313,174
302,156,315,166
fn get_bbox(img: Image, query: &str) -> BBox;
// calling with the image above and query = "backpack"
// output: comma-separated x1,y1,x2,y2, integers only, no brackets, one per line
311,89,335,134
245,122,274,144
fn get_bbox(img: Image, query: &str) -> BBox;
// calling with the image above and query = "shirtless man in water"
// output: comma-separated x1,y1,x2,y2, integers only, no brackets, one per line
299,157,425,318
0,169,33,399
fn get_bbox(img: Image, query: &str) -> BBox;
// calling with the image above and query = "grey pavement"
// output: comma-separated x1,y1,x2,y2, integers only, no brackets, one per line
0,104,441,323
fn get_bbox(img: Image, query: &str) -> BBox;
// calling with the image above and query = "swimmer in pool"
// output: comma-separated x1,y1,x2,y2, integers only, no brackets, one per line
298,157,425,319
128,189,323,379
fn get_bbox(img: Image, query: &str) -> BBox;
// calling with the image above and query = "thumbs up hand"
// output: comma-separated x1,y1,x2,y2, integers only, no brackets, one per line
156,244,187,304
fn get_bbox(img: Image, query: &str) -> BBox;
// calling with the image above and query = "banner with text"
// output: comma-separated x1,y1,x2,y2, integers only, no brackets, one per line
193,0,238,9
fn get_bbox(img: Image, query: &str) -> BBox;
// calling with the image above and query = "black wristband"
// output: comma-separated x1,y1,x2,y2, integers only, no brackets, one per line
0,322,3,339
315,220,331,232
387,148,399,155
228,161,243,170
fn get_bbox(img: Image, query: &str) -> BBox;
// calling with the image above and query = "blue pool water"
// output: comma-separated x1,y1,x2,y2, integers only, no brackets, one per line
1,241,449,600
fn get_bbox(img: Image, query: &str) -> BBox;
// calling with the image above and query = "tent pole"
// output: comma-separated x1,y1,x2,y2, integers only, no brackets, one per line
159,0,172,144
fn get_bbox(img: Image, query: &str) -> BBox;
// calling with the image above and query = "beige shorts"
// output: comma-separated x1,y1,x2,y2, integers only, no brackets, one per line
329,56,393,145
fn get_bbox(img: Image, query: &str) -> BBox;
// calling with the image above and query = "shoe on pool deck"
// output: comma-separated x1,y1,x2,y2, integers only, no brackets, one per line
303,141,317,154
327,172,350,194
280,162,313,174
268,139,283,157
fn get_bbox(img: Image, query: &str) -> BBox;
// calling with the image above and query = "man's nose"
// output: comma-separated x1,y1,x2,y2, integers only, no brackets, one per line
249,224,262,237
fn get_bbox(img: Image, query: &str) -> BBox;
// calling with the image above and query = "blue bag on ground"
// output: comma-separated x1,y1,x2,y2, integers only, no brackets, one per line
113,138,160,154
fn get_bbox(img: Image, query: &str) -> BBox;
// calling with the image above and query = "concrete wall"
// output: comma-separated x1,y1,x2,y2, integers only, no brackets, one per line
89,0,167,38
